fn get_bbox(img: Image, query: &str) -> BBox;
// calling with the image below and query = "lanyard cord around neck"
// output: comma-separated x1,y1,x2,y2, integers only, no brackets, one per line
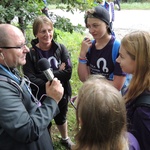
0,65,20,84
0,64,41,107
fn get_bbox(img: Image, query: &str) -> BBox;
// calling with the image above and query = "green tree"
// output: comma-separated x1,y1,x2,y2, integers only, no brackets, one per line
0,0,94,34
0,0,44,34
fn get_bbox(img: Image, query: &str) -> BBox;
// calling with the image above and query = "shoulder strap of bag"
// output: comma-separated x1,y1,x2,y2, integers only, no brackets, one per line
0,75,23,98
134,94,150,108
0,75,24,135
29,48,37,64
112,39,120,64
109,39,120,80
55,43,63,59
88,39,95,53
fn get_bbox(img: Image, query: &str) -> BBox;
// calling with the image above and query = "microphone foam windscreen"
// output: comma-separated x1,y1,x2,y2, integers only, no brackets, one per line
38,58,50,71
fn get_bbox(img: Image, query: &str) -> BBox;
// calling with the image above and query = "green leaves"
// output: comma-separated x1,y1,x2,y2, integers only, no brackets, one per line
0,0,89,37
0,0,43,28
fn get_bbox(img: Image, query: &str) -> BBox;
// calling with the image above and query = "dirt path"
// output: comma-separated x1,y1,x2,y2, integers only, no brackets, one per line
51,9,150,40
114,10,150,39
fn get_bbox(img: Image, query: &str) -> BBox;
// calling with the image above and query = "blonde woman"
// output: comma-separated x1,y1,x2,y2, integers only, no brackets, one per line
117,30,150,150
23,15,73,149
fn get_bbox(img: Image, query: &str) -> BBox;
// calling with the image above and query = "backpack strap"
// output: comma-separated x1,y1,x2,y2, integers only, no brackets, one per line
112,39,120,64
0,75,23,98
88,39,95,53
0,75,24,135
134,94,150,108
55,43,63,60
29,48,37,68
109,39,120,80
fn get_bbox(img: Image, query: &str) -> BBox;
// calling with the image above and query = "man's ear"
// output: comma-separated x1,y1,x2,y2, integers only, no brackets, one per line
0,53,4,60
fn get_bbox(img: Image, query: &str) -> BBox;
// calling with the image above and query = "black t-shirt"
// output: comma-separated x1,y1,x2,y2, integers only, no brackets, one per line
87,36,125,80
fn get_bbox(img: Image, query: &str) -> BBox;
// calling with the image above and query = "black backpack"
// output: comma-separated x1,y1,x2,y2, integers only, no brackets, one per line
0,75,23,98
134,94,150,108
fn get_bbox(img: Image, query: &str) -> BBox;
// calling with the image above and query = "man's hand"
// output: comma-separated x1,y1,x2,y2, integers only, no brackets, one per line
46,78,64,103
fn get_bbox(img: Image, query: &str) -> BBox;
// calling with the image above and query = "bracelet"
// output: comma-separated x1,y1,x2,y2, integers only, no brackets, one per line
79,56,87,60
79,58,87,64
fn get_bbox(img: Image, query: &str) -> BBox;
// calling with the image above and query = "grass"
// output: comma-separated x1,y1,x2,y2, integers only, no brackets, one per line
51,31,84,150
48,2,150,10
120,2,150,10
52,106,76,149
56,30,84,96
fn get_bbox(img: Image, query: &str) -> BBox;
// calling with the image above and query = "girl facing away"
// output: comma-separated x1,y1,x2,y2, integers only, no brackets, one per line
72,75,140,150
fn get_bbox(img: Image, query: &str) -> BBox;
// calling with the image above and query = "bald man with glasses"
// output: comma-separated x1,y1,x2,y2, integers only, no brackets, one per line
0,24,64,150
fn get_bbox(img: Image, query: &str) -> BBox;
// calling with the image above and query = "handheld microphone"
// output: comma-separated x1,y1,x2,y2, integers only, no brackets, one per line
38,58,54,81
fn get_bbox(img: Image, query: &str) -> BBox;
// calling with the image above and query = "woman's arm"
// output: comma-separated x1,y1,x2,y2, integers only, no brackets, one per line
108,75,126,91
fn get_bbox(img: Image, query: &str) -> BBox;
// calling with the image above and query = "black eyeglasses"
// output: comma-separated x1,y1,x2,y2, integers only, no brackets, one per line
0,42,27,49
